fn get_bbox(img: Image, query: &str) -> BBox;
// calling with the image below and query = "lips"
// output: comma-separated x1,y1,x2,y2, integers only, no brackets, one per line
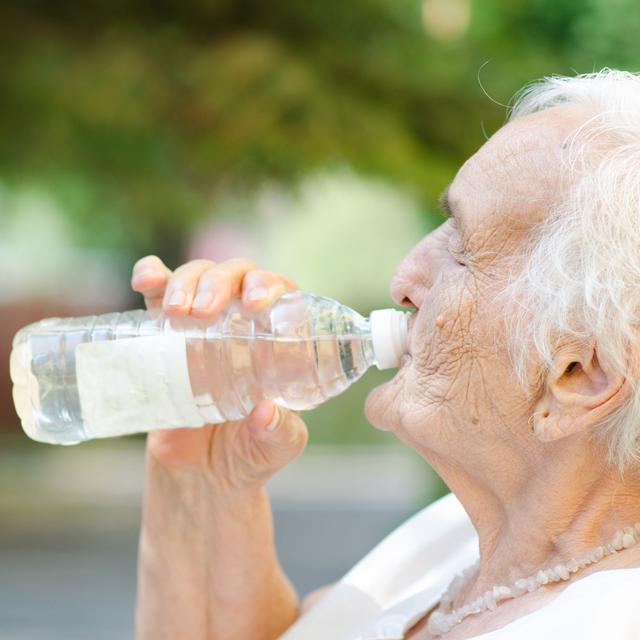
405,311,417,356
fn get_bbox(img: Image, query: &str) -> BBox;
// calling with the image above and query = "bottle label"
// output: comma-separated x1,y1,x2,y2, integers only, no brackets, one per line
76,334,205,438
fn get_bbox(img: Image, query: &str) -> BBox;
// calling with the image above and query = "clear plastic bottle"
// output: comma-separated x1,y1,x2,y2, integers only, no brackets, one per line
10,291,409,445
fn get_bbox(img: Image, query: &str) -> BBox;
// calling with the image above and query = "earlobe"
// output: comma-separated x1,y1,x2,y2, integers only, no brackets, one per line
531,341,628,443
532,406,584,442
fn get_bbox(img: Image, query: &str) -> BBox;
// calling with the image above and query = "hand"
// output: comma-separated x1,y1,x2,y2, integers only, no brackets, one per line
130,255,308,494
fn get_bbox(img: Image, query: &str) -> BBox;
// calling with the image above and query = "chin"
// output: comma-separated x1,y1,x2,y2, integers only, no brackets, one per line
364,385,391,431
364,364,408,432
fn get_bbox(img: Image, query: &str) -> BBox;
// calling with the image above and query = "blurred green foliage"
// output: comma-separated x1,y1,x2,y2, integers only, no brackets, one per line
3,0,639,264
3,0,640,449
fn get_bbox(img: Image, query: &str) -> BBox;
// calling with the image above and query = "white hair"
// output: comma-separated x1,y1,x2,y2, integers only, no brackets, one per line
504,69,640,470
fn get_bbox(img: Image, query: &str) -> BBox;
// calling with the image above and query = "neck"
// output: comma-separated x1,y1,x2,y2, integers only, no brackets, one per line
426,436,640,603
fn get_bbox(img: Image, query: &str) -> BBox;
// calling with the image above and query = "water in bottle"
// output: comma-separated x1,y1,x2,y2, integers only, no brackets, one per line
10,290,409,445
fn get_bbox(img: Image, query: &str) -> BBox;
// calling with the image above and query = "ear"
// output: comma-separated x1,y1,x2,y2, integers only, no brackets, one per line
532,340,629,442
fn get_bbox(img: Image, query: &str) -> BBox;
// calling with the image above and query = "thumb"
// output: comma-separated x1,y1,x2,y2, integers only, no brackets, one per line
246,401,308,476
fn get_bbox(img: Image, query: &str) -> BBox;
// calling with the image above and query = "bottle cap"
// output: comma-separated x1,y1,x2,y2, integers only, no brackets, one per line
369,309,409,370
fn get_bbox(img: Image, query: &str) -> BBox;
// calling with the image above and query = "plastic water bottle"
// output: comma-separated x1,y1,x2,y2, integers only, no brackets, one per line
10,291,409,445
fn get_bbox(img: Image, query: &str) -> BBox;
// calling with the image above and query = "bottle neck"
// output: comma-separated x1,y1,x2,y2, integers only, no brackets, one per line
362,320,377,369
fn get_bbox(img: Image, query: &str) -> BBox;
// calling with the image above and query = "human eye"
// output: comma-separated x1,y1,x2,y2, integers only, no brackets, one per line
447,223,467,266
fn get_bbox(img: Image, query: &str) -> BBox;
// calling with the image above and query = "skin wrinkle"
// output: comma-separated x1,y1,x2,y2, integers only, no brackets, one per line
483,230,518,270
363,104,640,639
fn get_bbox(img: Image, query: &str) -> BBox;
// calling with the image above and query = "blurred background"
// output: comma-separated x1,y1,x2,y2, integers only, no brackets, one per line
0,0,637,637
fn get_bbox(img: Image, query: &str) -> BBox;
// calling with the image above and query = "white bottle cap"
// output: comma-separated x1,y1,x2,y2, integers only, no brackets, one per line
369,309,409,370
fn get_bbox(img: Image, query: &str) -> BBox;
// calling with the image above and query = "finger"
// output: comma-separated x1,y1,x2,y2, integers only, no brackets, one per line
189,257,258,318
241,270,298,312
246,401,308,475
161,259,216,317
131,255,174,311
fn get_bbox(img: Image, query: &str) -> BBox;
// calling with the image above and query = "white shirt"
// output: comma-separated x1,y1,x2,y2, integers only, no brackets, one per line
280,493,640,639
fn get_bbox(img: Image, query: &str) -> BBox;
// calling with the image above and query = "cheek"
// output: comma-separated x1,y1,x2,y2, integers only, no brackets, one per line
365,285,470,432
410,281,474,380
365,278,475,433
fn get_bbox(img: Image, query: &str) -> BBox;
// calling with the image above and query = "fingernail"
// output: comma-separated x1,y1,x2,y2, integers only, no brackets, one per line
266,406,281,432
192,291,214,309
168,289,186,306
247,287,269,302
133,268,156,282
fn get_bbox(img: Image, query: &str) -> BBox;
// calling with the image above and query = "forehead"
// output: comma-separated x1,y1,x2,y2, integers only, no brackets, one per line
448,105,589,241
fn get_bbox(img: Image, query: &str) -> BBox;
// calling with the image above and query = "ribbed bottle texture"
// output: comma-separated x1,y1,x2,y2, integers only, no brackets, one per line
10,292,408,445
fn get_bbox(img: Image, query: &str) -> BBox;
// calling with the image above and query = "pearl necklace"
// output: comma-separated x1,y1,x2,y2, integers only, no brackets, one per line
427,522,640,636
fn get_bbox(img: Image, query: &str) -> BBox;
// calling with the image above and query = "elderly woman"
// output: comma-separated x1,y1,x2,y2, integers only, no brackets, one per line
132,70,640,639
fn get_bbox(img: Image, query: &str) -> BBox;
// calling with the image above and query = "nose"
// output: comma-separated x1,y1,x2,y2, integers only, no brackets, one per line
389,235,431,309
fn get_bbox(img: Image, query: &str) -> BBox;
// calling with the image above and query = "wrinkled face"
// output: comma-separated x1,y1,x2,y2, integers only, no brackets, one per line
365,106,588,462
